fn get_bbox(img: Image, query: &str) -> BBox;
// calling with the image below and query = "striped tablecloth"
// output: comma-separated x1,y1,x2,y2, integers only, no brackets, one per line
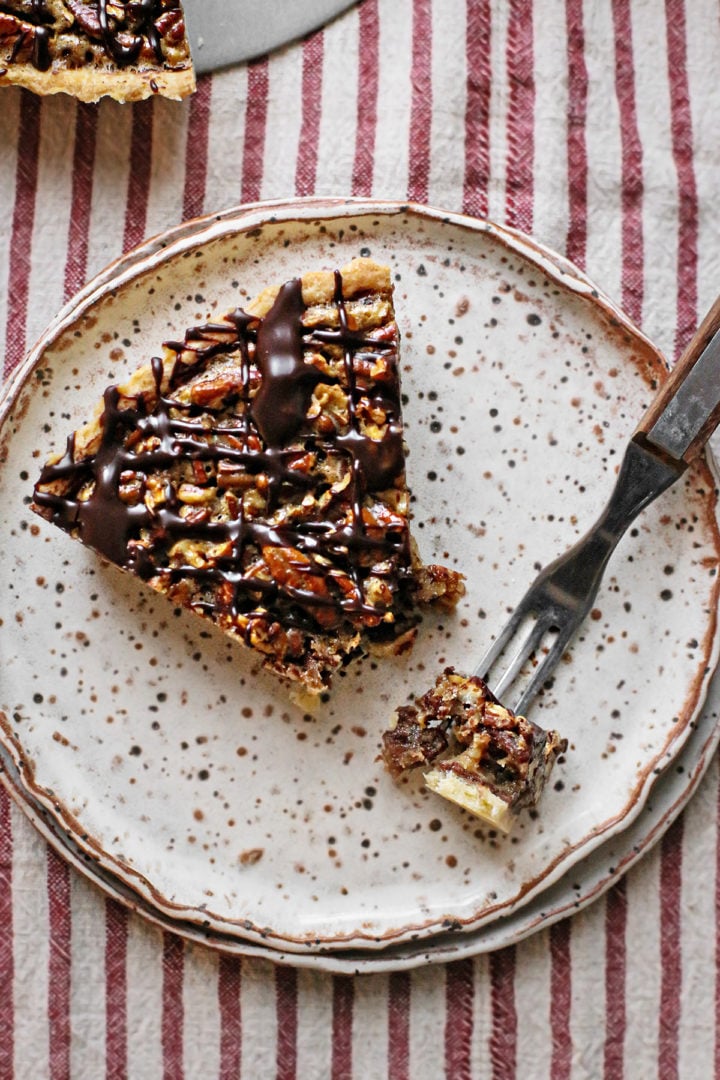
2,1,720,1076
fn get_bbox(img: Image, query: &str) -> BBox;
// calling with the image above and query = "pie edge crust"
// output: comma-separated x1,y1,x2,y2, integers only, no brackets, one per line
0,60,196,102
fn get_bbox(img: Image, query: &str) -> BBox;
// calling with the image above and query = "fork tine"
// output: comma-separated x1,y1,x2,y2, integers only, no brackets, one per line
511,618,578,716
472,594,538,681
491,612,554,701
472,604,528,678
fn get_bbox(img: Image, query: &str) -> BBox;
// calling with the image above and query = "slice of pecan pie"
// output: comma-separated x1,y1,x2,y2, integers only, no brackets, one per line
382,668,566,831
0,1,195,101
32,258,465,694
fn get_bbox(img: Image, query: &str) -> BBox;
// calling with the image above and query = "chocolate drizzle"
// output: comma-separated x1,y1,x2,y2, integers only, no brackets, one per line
29,0,51,69
34,269,415,643
252,280,324,449
98,0,162,66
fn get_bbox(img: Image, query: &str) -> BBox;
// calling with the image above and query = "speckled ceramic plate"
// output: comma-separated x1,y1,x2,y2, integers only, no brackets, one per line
1,628,719,973
1,198,719,953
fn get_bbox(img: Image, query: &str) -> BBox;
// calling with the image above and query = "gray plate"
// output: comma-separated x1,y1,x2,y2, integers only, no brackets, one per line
183,0,358,74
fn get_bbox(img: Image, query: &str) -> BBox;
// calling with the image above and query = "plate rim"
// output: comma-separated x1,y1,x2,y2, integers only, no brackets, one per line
1,195,718,951
1,653,718,973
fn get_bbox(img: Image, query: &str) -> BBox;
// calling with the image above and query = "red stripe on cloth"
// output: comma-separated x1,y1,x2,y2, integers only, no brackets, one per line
123,99,155,254
275,966,297,1080
550,921,572,1080
47,100,97,1049
612,0,644,325
463,0,492,219
565,0,588,268
296,32,325,198
64,103,98,301
715,759,720,1078
445,959,474,1080
47,851,71,1080
603,8,642,1057
388,971,410,1080
659,13,695,1059
331,976,354,1080
3,91,41,381
489,947,517,1080
182,75,213,222
0,787,14,1080
352,0,379,197
658,817,684,1080
162,933,185,1080
604,878,628,1080
242,59,269,203
504,0,535,233
218,955,242,1080
408,0,432,204
602,8,641,1056
665,0,697,359
104,899,128,1080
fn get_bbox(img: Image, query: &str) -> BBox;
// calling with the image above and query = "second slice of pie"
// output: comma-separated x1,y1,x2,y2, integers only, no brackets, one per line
32,258,465,693
0,1,195,101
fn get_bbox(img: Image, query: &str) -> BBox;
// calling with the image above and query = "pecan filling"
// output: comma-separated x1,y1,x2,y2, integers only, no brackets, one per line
382,668,566,828
0,0,190,72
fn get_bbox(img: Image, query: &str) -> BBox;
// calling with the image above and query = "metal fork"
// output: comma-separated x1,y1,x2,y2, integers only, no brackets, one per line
475,295,720,716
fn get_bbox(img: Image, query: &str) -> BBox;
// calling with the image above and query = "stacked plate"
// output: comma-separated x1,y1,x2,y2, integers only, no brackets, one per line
2,199,719,973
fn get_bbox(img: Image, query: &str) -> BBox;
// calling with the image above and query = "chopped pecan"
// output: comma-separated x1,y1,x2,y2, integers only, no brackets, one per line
118,470,145,505
413,564,466,609
180,505,210,526
154,8,185,44
0,13,24,38
177,483,215,505
246,616,288,656
262,545,339,628
190,371,244,406
0,13,32,58
64,0,102,38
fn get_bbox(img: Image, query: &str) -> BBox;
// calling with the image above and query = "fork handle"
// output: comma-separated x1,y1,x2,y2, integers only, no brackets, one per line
635,294,720,465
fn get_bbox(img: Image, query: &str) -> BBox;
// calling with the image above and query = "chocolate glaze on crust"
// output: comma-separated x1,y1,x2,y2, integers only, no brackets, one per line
32,259,465,692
